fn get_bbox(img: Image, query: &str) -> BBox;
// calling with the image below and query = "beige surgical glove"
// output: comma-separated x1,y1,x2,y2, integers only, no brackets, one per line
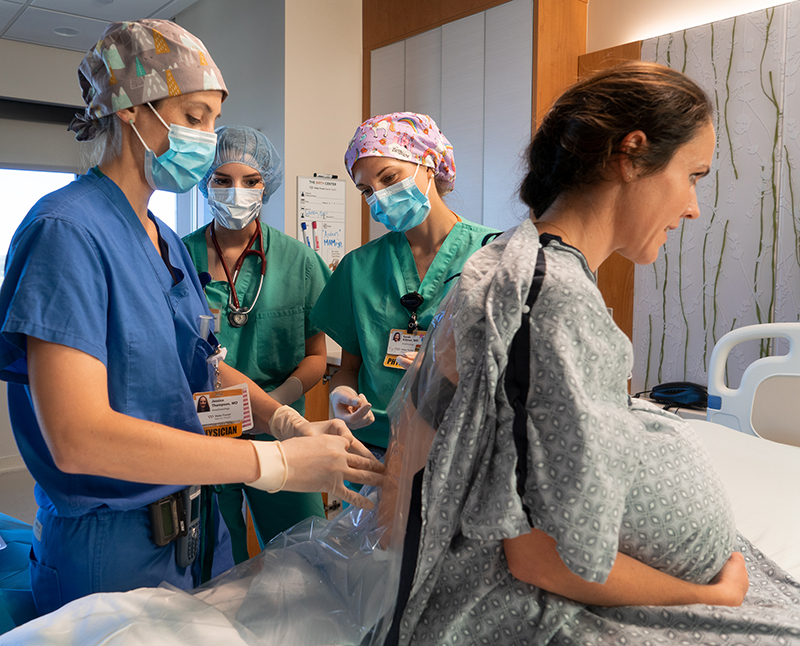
329,385,375,429
269,404,376,460
246,436,384,509
268,376,303,406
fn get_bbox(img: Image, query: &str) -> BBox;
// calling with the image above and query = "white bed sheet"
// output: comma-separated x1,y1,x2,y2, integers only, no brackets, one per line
688,419,800,580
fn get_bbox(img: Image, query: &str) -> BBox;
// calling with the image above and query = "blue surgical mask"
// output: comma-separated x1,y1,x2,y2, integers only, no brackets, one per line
365,164,432,232
129,103,217,194
208,187,264,230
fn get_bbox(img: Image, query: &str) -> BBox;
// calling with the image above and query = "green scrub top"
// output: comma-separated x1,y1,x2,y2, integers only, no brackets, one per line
310,218,498,447
183,221,331,415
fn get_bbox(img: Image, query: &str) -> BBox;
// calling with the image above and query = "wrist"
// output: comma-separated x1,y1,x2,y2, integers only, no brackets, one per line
270,376,304,405
330,385,357,398
246,440,287,492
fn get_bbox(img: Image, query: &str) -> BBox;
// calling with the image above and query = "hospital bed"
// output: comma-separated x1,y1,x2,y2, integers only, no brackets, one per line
707,322,800,447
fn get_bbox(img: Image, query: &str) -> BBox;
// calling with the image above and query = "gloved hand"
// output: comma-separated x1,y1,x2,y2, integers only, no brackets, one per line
329,385,375,429
246,436,384,509
394,351,418,370
269,376,303,406
269,404,376,460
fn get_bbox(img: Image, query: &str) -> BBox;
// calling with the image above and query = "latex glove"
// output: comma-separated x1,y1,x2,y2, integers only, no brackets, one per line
269,376,303,406
246,436,384,509
395,351,418,370
269,404,375,460
329,385,375,429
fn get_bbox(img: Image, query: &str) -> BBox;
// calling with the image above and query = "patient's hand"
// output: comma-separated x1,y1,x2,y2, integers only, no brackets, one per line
708,552,749,606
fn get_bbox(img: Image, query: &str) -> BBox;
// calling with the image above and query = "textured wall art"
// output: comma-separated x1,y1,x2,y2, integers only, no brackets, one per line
634,2,800,393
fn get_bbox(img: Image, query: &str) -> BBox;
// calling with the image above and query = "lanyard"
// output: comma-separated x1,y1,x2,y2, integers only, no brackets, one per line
209,221,266,328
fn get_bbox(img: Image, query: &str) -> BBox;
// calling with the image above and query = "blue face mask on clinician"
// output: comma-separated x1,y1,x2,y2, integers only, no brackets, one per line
365,164,433,232
129,103,217,194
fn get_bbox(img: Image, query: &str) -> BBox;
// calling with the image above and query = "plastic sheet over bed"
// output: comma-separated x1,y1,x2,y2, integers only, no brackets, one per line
0,489,393,645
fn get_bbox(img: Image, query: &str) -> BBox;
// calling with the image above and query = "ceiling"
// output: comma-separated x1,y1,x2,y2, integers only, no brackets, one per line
0,0,202,53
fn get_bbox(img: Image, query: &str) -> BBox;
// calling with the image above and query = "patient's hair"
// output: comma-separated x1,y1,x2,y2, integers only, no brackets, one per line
520,61,713,218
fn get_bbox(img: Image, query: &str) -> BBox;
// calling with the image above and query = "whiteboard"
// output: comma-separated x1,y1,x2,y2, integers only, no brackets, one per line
296,176,346,270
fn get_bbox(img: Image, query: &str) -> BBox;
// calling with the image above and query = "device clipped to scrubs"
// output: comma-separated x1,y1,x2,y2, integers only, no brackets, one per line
148,485,202,568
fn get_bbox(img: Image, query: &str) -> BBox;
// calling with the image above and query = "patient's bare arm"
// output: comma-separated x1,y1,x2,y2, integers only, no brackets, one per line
504,528,749,607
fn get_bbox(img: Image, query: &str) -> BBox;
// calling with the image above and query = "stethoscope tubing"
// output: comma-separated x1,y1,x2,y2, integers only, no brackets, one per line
209,220,266,315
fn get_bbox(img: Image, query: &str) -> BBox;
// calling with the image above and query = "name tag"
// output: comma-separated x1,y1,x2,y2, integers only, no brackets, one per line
193,383,253,437
384,328,425,369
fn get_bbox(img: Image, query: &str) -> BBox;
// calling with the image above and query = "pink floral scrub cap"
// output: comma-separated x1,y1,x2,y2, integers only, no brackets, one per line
344,112,456,193
69,19,227,141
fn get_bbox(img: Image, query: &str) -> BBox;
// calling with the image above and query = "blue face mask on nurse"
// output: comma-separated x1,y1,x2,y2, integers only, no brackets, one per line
365,163,434,232
128,102,218,193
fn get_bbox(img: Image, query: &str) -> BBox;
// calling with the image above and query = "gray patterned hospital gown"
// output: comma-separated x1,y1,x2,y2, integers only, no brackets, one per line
397,218,800,645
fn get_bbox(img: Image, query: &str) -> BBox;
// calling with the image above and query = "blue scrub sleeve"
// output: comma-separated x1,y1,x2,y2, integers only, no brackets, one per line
309,253,361,357
0,217,109,380
304,252,332,339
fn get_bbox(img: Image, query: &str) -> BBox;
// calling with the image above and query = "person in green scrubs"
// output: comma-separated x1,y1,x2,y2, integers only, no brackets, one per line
310,112,498,451
183,125,331,563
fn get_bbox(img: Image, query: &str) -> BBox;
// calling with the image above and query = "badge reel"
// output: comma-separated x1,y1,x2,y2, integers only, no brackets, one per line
384,291,427,369
400,291,424,333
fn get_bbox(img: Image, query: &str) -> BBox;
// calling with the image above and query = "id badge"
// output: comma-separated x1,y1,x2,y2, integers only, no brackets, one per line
209,307,222,334
193,383,254,437
384,328,426,369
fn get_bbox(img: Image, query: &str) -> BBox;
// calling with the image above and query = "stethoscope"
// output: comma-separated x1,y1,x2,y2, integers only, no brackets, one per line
209,220,266,328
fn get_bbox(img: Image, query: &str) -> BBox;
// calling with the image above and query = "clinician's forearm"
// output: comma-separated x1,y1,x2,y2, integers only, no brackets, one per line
27,337,260,484
63,410,258,484
504,528,747,607
289,331,328,393
217,361,282,431
329,348,362,392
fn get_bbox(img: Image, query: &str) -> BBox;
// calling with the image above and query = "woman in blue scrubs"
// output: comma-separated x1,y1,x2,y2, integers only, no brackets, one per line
311,112,498,452
0,19,382,616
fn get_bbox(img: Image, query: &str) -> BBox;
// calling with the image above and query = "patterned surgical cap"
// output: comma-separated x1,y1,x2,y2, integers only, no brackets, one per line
344,112,456,193
69,19,227,141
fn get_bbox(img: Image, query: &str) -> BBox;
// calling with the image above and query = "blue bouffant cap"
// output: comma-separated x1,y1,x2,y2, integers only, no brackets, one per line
199,125,283,202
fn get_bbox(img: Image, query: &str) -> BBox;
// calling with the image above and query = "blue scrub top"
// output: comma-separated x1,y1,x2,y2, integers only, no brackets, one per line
0,169,215,517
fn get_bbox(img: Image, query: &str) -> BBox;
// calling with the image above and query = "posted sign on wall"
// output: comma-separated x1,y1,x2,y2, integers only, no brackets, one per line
296,176,346,271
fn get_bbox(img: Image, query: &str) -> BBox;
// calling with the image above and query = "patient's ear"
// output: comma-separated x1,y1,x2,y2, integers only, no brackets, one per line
617,130,648,182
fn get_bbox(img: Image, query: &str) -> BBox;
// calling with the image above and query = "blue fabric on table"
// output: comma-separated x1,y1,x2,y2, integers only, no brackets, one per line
0,513,36,636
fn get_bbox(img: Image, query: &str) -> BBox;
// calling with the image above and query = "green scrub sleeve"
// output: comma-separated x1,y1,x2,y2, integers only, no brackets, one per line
304,251,332,339
309,253,362,357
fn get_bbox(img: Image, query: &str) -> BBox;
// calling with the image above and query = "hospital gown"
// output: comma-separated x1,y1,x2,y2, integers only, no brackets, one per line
394,217,800,645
